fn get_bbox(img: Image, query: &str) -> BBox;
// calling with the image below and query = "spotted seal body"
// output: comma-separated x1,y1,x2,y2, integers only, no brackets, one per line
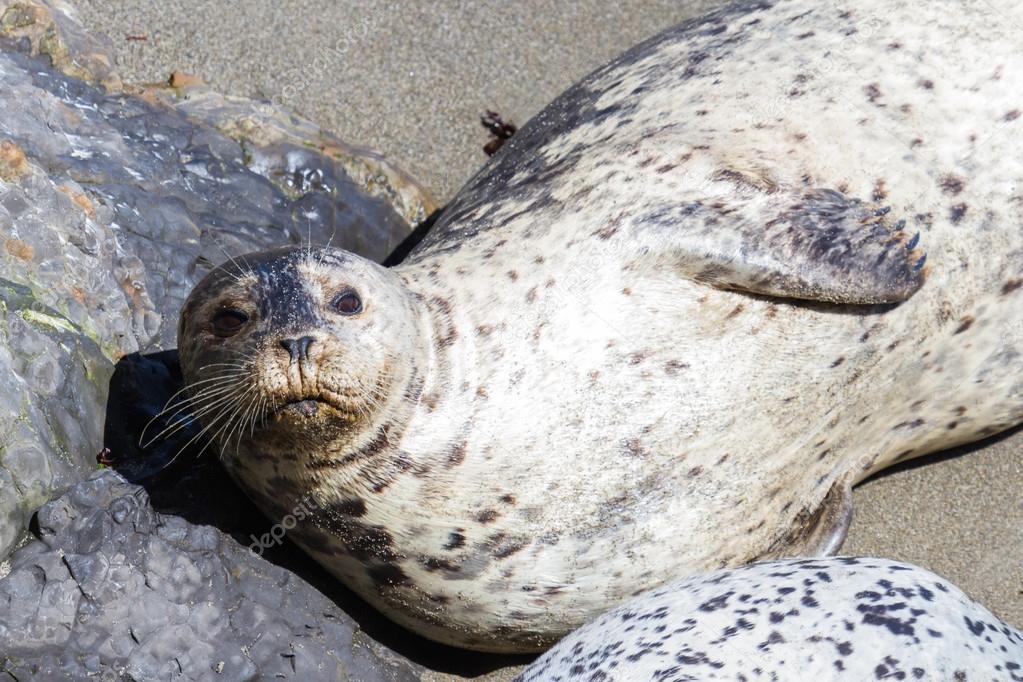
179,0,1023,652
516,557,1023,681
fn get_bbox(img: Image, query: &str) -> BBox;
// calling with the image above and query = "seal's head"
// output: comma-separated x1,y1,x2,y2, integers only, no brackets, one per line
177,246,422,459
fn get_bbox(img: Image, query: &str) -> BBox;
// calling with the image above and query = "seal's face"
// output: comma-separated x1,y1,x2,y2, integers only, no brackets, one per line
177,246,419,457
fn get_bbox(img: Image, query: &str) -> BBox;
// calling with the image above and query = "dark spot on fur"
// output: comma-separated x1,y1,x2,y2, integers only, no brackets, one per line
368,563,411,588
714,168,778,193
594,216,622,240
315,424,392,468
688,466,704,478
954,316,975,334
864,83,883,104
939,174,965,196
507,270,519,281
447,440,468,467
949,203,968,223
664,360,689,375
309,510,398,563
872,179,888,201
430,296,452,315
831,357,845,368
421,556,460,572
499,494,516,505
333,498,367,517
910,138,924,148
628,351,647,365
622,438,646,458
918,78,934,90
492,535,527,560
430,296,458,346
444,531,466,550
476,509,500,524
1005,109,1020,121
726,304,745,319
1002,278,1022,295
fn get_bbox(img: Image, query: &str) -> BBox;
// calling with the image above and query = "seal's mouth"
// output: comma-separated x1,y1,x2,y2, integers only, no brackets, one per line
265,394,341,421
280,398,324,418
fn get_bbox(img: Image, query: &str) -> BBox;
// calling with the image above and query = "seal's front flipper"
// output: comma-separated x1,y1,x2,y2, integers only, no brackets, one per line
760,475,854,559
647,187,927,304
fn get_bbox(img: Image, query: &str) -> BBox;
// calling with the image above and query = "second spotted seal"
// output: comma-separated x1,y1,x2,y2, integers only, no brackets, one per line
516,557,1023,681
178,0,1023,652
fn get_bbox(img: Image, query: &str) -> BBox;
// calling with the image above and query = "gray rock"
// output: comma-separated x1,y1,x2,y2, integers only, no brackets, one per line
0,469,427,680
0,0,433,561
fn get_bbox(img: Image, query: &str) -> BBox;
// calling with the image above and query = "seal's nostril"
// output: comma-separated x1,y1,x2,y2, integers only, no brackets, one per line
280,336,315,362
297,336,314,361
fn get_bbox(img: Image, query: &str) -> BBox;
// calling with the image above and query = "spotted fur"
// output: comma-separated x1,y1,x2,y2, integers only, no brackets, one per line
180,0,1023,653
516,557,1023,681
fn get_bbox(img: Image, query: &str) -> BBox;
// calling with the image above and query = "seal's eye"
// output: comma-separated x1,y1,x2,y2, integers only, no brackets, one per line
211,308,248,337
332,289,362,316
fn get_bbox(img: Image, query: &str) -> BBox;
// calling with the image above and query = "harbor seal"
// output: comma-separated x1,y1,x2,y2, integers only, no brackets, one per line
515,556,1023,681
178,0,1023,652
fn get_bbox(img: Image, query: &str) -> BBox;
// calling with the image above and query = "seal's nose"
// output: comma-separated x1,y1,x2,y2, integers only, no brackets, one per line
280,336,315,363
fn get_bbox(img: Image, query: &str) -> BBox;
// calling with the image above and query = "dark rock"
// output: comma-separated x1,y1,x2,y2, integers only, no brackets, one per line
0,469,427,681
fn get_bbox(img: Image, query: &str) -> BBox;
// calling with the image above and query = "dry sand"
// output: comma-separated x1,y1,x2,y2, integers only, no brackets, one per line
70,1,1021,678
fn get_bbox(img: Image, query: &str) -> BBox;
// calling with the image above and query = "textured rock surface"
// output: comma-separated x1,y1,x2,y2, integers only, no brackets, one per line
0,469,427,680
0,0,431,561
